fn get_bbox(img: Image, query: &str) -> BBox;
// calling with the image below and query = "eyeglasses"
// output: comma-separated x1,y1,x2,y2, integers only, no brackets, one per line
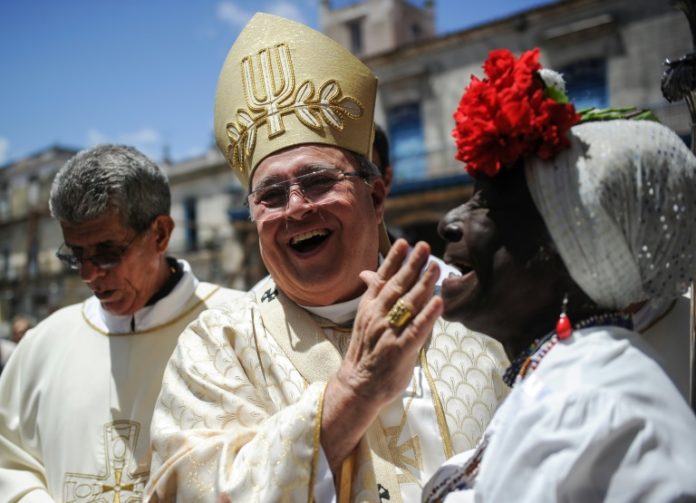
246,167,368,221
56,232,142,270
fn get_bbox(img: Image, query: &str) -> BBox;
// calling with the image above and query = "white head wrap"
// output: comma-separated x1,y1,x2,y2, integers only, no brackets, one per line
525,120,696,309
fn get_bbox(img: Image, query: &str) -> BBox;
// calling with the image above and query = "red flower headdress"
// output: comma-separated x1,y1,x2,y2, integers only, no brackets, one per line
452,48,580,178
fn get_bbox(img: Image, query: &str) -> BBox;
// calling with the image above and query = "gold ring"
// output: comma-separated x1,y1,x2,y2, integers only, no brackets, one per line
387,298,414,330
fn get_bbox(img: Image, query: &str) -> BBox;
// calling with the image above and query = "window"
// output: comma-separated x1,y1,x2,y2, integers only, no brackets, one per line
0,183,8,220
387,103,427,181
561,59,607,111
28,175,40,208
348,19,363,54
28,241,38,278
1,247,8,279
411,23,422,39
183,197,198,252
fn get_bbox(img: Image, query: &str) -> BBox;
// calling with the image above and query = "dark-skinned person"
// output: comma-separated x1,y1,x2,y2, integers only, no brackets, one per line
0,145,242,501
145,14,508,502
421,49,696,502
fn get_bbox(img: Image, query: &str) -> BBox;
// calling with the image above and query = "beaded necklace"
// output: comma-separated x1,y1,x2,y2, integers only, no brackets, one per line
503,311,634,387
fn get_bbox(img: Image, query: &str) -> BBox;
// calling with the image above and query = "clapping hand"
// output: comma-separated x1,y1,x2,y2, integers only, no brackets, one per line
321,239,443,472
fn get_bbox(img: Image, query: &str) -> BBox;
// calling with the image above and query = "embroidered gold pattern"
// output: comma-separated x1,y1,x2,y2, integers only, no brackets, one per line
308,382,327,503
419,349,454,459
63,420,147,502
382,377,423,484
424,320,509,455
226,43,364,174
383,426,422,484
148,287,508,501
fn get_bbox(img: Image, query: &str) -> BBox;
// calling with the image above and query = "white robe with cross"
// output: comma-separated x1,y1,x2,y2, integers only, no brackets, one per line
0,261,243,502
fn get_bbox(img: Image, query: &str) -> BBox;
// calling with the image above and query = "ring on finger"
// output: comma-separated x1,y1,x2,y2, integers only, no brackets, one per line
387,297,414,330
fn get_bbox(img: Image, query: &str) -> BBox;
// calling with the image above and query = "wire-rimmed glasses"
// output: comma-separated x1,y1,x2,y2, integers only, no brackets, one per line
55,232,142,270
246,167,369,221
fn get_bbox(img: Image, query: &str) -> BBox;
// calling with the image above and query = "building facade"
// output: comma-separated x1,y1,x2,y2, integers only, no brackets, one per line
1,0,692,325
162,149,253,290
0,146,84,327
321,0,692,249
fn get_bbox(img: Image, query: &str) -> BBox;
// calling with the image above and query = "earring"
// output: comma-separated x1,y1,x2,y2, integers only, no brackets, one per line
555,293,572,340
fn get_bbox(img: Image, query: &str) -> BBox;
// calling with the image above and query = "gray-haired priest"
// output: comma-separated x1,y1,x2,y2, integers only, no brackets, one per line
0,145,242,501
146,13,508,502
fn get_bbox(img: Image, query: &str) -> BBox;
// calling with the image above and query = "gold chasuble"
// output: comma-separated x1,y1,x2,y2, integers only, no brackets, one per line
147,278,508,502
0,267,242,502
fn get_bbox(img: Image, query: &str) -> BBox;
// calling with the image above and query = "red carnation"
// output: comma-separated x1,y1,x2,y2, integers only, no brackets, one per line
452,48,580,178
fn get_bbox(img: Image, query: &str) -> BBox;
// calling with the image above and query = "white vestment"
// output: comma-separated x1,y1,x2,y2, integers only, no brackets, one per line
0,260,242,502
146,277,509,502
423,326,696,503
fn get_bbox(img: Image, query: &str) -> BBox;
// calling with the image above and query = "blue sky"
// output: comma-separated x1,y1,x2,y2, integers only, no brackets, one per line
0,0,557,166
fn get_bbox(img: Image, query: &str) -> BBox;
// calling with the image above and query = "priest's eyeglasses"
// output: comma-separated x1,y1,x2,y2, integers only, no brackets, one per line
246,167,368,221
55,233,141,270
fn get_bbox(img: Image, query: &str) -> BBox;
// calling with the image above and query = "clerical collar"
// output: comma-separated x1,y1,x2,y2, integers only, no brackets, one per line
146,257,184,306
298,254,384,326
83,258,199,334
300,295,362,326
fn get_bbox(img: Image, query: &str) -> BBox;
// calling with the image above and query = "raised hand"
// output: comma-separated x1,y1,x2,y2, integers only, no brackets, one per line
321,239,443,473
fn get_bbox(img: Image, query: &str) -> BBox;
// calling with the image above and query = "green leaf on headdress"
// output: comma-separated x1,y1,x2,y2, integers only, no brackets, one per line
545,85,569,104
578,107,660,123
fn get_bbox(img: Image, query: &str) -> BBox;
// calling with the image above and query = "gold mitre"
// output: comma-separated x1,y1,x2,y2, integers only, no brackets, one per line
215,13,378,188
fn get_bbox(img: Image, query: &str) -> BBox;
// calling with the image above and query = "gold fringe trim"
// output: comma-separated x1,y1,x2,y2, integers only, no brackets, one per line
308,383,327,503
420,349,454,459
338,449,355,503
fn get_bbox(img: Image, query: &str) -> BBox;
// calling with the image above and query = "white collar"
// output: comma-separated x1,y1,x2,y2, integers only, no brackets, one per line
300,295,362,326
269,254,384,326
83,259,199,334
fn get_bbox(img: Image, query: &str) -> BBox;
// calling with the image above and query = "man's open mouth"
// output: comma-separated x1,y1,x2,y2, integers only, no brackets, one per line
94,289,116,300
443,251,473,277
289,229,331,253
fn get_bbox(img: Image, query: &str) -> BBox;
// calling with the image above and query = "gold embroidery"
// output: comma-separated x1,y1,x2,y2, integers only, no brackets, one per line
383,426,422,484
338,450,356,503
320,323,352,356
102,469,134,503
242,44,295,138
226,43,364,174
63,420,147,502
182,444,220,498
382,377,423,484
423,320,509,454
419,348,454,459
308,382,327,503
